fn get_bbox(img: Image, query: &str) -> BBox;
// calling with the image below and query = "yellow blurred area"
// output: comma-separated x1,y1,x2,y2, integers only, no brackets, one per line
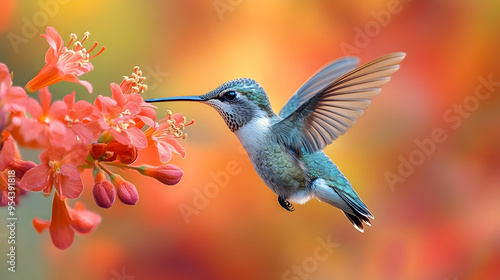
1,0,500,279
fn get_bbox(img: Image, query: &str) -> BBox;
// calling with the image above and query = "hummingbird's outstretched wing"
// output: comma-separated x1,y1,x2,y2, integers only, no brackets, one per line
273,52,406,154
279,57,360,119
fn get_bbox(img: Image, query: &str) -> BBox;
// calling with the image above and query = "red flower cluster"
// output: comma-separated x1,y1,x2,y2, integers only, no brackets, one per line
0,27,191,249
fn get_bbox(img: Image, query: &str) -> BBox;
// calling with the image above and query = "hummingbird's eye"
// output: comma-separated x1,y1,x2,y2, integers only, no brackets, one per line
223,91,237,101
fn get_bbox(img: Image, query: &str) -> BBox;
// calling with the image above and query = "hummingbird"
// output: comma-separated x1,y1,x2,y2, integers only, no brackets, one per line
146,52,405,232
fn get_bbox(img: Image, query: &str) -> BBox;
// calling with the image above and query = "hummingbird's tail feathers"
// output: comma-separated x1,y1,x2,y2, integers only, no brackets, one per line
311,178,374,231
343,211,371,232
338,190,373,232
333,187,374,220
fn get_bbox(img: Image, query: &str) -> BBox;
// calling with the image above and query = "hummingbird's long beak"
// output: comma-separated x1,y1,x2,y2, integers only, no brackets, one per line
145,95,205,103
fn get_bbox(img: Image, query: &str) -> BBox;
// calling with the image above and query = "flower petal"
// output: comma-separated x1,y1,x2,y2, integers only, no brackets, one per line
110,83,126,106
139,115,155,128
48,100,69,121
73,100,95,119
63,91,76,108
0,63,12,97
124,126,148,149
138,107,156,126
93,95,118,117
49,193,74,250
33,217,50,234
60,163,81,181
39,87,52,114
24,64,62,94
41,27,64,62
110,129,132,146
61,74,93,93
156,141,173,163
11,158,36,178
17,117,47,147
21,164,51,191
71,123,94,144
47,120,77,150
69,202,102,234
172,113,185,123
0,137,15,171
156,137,186,162
0,190,9,206
61,144,88,166
58,164,83,199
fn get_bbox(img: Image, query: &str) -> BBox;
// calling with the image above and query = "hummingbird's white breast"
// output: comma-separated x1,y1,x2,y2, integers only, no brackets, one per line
234,112,272,156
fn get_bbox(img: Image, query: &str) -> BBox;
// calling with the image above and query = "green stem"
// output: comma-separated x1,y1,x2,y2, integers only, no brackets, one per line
97,163,115,177
78,163,94,169
102,161,139,171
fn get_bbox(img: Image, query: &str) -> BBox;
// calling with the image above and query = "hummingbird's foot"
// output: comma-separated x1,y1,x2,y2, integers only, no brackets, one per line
278,196,295,212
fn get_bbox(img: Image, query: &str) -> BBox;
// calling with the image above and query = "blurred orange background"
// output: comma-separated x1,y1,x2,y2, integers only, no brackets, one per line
1,0,500,279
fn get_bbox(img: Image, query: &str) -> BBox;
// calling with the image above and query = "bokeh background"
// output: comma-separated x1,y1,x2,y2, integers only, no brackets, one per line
1,0,500,279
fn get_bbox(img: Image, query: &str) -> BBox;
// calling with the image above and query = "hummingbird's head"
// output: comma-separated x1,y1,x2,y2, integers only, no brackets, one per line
146,78,275,132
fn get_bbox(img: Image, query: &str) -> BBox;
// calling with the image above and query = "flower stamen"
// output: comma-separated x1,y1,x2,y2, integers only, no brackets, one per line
67,33,77,48
81,32,90,44
119,66,147,94
88,46,105,60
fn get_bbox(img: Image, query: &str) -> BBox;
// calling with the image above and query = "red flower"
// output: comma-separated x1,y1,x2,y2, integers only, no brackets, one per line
24,27,104,94
111,71,157,130
0,63,31,115
21,146,87,199
94,83,153,148
62,91,102,144
0,136,35,206
14,87,72,149
0,63,37,136
145,111,191,162
33,192,101,250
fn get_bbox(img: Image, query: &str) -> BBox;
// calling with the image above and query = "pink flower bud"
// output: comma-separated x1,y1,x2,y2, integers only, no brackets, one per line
92,180,116,208
111,175,138,205
138,164,183,185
